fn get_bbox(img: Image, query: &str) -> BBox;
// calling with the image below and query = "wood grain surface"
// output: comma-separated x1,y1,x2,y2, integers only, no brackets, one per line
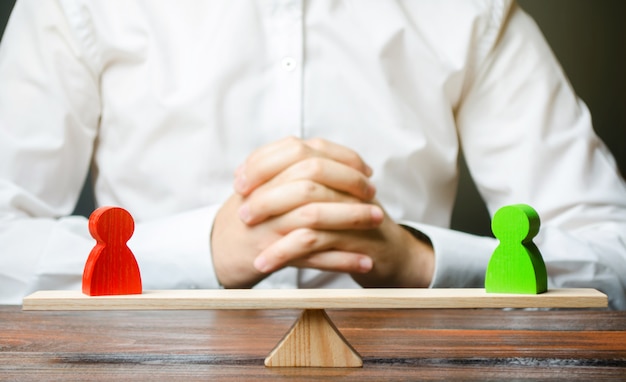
2,306,625,380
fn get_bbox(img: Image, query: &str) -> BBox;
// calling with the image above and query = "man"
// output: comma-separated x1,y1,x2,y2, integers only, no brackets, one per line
1,0,625,308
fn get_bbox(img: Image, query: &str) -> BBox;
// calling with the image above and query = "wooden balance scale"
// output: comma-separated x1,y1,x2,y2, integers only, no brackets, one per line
23,288,607,368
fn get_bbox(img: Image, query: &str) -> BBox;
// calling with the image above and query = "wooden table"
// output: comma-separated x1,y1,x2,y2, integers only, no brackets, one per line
1,306,625,380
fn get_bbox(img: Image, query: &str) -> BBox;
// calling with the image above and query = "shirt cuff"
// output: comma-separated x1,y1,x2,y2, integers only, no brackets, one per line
129,205,222,290
399,221,497,288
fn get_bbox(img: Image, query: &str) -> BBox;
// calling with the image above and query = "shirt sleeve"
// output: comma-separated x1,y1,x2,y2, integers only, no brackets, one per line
0,0,220,305
428,2,626,309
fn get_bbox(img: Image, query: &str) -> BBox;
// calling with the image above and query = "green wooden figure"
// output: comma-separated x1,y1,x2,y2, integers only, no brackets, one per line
485,204,547,294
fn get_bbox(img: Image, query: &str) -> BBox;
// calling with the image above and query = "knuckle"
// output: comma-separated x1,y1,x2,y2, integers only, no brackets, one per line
299,157,325,178
295,228,319,249
298,180,319,199
305,137,327,151
349,212,367,227
270,250,289,266
352,176,371,198
349,206,375,227
287,138,311,160
297,204,323,226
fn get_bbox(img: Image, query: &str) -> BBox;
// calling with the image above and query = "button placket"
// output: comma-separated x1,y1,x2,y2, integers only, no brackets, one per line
267,0,304,137
281,56,297,71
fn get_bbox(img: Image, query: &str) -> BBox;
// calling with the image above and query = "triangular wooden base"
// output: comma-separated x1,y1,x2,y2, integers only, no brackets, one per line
264,309,362,368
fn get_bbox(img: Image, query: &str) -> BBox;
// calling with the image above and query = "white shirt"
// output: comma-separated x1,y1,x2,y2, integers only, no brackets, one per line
1,0,626,308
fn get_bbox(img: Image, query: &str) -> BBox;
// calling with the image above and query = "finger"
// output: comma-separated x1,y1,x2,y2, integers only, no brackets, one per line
269,202,384,233
235,137,372,195
270,157,376,201
240,158,376,225
281,202,384,231
252,228,373,274
292,251,373,274
238,180,361,225
304,138,373,177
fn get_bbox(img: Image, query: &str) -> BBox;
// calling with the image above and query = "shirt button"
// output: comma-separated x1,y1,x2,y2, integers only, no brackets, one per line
281,57,297,71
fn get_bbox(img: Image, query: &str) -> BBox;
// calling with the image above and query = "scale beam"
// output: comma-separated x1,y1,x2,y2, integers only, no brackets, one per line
21,288,608,368
23,288,607,311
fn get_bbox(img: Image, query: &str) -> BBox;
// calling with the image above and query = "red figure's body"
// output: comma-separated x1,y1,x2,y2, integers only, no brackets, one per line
82,206,142,296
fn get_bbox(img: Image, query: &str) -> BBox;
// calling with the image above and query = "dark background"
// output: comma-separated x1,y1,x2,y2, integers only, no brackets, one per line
1,1,624,236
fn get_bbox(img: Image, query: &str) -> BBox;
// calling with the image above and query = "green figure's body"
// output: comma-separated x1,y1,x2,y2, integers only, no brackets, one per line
485,204,548,294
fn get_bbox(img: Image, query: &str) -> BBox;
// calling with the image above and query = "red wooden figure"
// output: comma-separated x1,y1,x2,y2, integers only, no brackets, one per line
82,206,142,296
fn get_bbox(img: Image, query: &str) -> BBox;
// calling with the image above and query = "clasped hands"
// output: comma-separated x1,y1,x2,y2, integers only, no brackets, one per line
211,137,434,289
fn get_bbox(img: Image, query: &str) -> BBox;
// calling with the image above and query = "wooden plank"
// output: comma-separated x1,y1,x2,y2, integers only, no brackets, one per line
23,288,607,311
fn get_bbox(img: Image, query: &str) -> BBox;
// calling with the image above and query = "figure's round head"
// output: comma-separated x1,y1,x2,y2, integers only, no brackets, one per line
88,206,135,243
491,204,540,242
